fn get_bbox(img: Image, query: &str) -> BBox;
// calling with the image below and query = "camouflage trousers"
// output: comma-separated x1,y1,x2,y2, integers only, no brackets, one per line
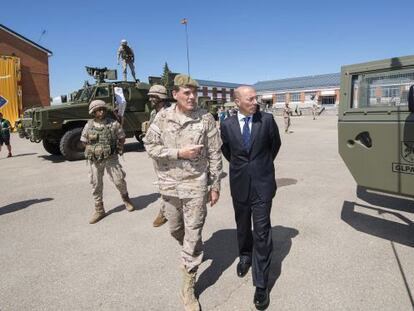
89,155,128,204
284,117,291,132
162,195,207,272
159,199,166,216
121,60,136,81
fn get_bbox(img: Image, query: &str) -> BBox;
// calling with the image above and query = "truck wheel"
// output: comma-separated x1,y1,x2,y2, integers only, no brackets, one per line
43,138,62,155
60,128,85,161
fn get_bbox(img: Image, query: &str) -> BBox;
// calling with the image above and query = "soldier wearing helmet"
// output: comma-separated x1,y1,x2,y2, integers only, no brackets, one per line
145,84,171,227
80,99,136,224
143,75,222,311
117,39,137,82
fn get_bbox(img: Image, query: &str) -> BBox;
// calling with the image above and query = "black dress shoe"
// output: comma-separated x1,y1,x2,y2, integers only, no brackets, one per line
236,259,251,277
254,287,269,310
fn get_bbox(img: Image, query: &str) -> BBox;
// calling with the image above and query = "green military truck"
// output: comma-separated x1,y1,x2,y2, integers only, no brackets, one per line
17,67,151,161
338,55,414,197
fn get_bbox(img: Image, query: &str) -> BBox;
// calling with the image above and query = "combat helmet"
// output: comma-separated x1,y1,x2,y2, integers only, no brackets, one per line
121,39,128,45
148,85,167,99
89,100,107,115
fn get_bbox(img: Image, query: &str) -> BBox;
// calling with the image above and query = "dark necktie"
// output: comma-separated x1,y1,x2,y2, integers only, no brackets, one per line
242,116,251,150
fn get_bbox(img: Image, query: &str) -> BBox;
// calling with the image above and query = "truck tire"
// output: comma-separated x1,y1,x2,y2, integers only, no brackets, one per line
42,138,62,155
60,128,85,161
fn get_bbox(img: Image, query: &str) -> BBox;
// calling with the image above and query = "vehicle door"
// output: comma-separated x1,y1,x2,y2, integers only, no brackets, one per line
120,85,150,135
338,56,414,197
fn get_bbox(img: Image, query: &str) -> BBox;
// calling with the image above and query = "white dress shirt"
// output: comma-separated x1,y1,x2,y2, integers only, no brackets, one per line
237,111,253,134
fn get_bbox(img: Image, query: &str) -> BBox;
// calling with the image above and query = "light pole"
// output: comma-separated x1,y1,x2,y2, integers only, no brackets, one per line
181,18,190,76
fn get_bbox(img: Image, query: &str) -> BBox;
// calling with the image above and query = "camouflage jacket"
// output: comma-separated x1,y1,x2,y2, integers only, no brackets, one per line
143,104,222,198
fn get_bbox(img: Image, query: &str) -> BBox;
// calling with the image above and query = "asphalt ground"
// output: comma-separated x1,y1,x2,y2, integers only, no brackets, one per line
0,115,413,311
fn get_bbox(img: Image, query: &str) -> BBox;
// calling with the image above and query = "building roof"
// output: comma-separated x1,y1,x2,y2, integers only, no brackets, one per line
254,73,340,92
0,24,53,56
196,79,245,89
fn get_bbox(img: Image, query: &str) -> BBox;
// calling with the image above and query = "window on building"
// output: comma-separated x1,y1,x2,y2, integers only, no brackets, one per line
382,87,400,98
321,96,336,105
276,94,285,102
305,92,316,101
290,93,301,102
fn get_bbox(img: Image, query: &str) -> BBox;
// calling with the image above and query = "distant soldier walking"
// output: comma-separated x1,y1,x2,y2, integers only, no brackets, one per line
0,112,12,157
117,39,137,82
283,102,291,133
311,95,319,120
146,84,170,227
144,74,222,311
81,100,135,224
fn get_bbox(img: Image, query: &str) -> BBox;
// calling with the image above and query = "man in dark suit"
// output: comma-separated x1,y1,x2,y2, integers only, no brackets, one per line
220,86,281,310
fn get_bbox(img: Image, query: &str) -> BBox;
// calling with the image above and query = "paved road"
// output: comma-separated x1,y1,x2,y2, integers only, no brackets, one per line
1,115,413,311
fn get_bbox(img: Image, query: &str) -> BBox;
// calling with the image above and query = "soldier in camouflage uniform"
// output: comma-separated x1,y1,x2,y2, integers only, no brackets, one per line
143,75,222,311
146,84,171,227
311,94,319,120
0,112,12,158
81,100,135,224
283,102,291,133
117,39,137,82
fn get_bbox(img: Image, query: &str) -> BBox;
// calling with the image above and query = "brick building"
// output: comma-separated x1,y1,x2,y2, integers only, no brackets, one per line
196,79,244,102
0,24,52,109
255,73,340,109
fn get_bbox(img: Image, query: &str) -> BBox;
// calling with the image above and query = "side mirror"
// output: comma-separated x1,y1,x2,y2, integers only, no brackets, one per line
409,85,414,113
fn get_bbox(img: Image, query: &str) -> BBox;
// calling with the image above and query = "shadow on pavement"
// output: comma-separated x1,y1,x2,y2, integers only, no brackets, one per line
277,178,297,188
124,142,145,153
268,226,299,292
107,192,160,215
0,198,54,216
196,229,238,296
341,201,414,248
0,152,37,160
357,186,414,213
341,186,414,247
342,186,414,308
196,225,299,296
38,155,66,163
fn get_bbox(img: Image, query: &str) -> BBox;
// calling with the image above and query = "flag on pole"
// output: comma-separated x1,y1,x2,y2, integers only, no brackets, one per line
180,18,188,25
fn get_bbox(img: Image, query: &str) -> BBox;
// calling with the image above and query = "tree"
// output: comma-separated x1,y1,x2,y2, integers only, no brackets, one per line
161,62,172,88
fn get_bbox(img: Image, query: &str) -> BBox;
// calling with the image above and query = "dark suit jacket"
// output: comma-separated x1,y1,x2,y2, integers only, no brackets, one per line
221,111,281,202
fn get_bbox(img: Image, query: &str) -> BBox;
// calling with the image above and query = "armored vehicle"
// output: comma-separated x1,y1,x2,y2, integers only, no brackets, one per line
338,55,414,197
197,96,227,119
18,67,151,161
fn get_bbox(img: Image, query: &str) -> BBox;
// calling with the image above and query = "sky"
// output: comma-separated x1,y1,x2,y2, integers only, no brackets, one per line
2,0,414,97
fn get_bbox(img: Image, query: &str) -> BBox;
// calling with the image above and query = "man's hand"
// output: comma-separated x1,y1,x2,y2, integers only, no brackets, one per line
209,190,220,207
178,145,203,159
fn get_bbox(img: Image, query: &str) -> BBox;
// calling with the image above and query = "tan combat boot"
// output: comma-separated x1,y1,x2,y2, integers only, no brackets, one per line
153,210,168,227
89,202,106,224
121,193,135,212
180,267,200,311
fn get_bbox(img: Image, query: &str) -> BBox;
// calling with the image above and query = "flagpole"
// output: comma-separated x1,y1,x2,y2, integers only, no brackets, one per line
182,19,191,76
37,29,46,43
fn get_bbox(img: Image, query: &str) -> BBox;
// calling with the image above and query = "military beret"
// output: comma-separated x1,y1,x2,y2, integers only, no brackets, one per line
174,74,199,88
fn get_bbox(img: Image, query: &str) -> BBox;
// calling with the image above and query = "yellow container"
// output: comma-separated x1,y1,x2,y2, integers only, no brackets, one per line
0,56,22,129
